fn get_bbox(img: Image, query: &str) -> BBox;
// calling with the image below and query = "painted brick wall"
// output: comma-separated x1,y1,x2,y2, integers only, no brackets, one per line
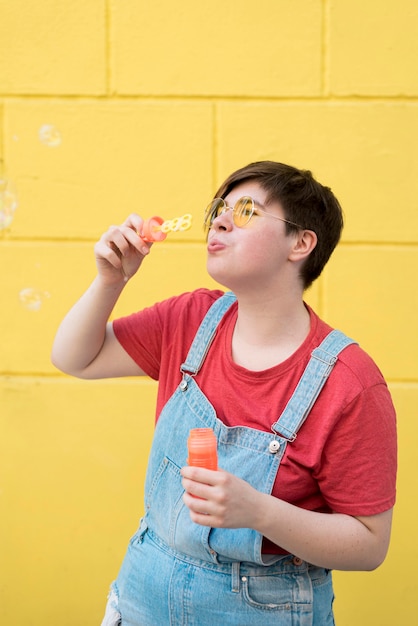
1,1,417,624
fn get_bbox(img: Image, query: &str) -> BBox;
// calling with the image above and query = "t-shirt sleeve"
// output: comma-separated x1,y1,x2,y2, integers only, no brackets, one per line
112,289,224,380
317,380,397,516
113,300,167,380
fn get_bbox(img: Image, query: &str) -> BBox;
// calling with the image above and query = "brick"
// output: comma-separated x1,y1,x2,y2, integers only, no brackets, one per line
0,0,106,95
0,376,155,622
111,0,322,96
0,102,3,159
216,102,418,243
329,0,418,96
323,245,418,380
4,100,213,239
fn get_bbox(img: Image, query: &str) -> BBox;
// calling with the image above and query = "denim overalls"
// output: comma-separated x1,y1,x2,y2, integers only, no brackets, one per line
102,292,355,626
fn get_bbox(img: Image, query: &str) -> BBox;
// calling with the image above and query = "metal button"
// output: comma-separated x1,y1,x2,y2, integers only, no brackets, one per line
179,379,188,391
292,557,303,566
268,440,280,454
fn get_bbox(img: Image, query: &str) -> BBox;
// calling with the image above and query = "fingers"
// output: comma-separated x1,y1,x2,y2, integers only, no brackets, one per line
181,467,258,530
183,492,213,526
182,478,229,528
181,467,224,506
181,466,220,491
95,215,151,270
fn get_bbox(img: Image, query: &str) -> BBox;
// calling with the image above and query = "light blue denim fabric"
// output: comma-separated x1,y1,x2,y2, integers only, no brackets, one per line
105,523,335,626
101,293,355,625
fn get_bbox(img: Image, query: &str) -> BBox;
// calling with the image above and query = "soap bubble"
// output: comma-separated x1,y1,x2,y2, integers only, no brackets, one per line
0,178,18,230
19,287,50,312
39,124,62,147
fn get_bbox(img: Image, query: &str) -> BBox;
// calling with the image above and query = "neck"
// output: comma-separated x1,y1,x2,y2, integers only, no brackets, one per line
231,289,311,370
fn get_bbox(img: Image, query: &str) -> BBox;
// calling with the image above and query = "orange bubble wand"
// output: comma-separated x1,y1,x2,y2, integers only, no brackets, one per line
140,213,192,242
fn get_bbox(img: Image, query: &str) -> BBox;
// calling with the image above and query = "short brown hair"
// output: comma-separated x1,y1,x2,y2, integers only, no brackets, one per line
214,161,344,289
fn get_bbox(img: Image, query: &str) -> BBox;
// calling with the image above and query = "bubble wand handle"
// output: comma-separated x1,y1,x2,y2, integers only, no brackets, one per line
141,213,193,242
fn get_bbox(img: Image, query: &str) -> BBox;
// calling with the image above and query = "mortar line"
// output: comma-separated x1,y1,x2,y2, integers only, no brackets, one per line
321,0,331,96
105,0,113,95
1,93,417,104
211,102,218,196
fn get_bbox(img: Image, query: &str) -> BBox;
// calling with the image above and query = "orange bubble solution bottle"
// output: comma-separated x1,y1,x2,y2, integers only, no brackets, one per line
187,428,218,470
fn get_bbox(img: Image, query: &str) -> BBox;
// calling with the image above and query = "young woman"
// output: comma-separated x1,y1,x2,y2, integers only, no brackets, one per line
52,161,397,625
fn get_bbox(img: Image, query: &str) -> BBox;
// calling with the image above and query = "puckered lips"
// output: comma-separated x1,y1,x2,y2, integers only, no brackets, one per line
207,237,226,253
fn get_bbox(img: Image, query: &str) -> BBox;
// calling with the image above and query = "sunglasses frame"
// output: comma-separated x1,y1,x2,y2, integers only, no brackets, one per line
204,196,303,231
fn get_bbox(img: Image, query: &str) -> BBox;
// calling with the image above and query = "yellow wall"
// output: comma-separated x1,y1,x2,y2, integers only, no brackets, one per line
1,1,417,624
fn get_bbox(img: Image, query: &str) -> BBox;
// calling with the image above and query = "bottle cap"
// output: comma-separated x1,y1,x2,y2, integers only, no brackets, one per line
187,428,218,470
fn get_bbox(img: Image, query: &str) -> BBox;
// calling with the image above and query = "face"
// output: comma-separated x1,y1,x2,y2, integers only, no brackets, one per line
206,181,299,293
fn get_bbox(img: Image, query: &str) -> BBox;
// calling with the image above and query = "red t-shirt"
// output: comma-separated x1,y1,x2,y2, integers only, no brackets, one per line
113,289,397,551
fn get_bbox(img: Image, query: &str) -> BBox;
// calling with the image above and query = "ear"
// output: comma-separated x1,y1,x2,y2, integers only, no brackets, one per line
288,229,317,262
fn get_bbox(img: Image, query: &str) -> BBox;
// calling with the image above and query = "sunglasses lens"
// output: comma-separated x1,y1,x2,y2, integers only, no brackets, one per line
204,198,225,229
204,196,254,229
233,197,253,227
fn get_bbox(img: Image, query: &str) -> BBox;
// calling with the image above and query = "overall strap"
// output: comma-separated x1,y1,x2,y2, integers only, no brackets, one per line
272,330,357,441
180,292,237,375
